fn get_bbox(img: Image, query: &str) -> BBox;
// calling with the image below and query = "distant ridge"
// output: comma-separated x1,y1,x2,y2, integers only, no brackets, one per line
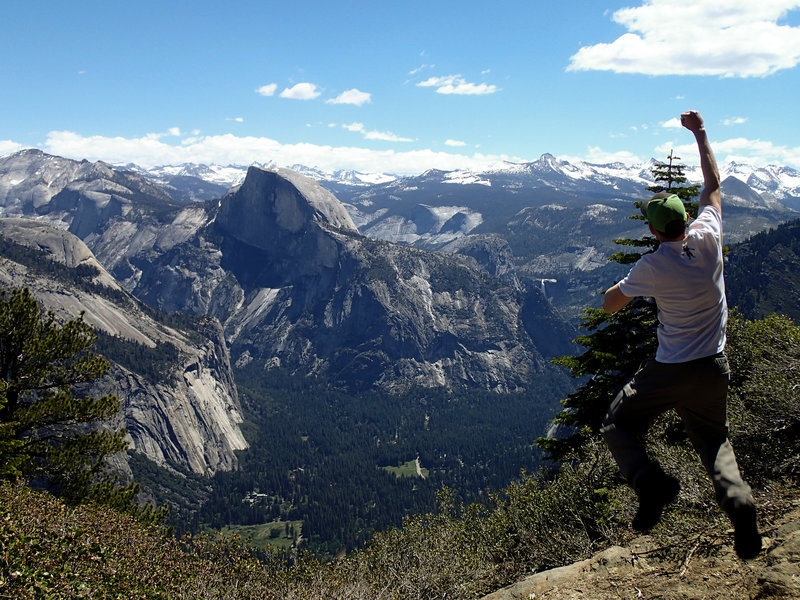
726,217,800,323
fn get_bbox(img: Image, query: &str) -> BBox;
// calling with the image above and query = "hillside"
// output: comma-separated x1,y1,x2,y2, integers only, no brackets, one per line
726,218,800,323
0,219,574,553
3,149,800,567
1,151,575,393
483,491,800,600
4,149,799,325
4,482,798,599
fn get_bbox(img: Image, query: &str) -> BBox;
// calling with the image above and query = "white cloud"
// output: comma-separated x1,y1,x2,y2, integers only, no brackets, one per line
723,116,748,126
417,75,498,95
343,122,365,133
0,140,24,156
256,83,278,96
661,118,682,128
342,122,414,143
138,128,183,141
40,130,514,175
409,64,434,75
326,89,372,106
279,83,321,100
568,0,800,77
655,136,800,168
445,139,467,147
365,131,414,142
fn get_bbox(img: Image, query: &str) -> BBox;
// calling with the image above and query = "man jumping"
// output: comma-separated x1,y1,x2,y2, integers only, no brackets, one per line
600,110,762,560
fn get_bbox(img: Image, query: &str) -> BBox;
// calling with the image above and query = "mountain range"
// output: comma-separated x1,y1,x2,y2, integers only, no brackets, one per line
1,147,798,546
123,151,800,316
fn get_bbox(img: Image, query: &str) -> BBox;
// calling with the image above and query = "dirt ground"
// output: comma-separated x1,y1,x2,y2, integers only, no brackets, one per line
482,491,800,600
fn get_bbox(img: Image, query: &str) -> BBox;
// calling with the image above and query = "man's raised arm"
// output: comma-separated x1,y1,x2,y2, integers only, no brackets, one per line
681,110,721,214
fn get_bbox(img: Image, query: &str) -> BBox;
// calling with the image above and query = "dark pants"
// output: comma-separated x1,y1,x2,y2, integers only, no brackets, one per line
601,353,754,508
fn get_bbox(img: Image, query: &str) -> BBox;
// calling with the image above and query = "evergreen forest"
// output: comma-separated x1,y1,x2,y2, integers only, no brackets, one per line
725,218,800,323
136,363,573,556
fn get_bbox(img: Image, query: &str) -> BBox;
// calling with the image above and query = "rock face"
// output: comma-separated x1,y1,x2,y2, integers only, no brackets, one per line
68,162,566,393
0,218,122,290
210,167,557,391
0,218,247,475
225,232,545,391
216,166,358,241
440,234,523,291
0,149,175,231
211,166,357,315
94,319,245,475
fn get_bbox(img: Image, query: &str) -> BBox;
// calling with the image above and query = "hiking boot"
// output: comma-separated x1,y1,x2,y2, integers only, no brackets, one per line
726,499,762,560
632,466,680,532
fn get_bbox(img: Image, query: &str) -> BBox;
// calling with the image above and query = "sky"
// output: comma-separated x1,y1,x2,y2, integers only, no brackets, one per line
1,0,800,175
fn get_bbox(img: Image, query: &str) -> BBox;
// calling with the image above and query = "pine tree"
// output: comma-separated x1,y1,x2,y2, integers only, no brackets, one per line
648,149,701,201
0,287,130,504
538,154,699,461
0,380,24,478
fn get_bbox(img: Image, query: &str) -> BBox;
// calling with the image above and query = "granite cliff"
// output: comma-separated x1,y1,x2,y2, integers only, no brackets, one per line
169,167,562,390
0,218,247,475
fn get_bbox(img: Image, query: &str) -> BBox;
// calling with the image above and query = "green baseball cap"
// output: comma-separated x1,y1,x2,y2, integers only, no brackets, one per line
640,192,687,235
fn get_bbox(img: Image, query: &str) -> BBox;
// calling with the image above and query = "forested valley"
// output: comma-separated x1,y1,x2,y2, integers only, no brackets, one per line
133,363,573,556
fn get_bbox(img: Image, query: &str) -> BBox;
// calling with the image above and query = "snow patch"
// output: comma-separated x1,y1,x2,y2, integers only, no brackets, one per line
443,172,492,186
583,204,618,224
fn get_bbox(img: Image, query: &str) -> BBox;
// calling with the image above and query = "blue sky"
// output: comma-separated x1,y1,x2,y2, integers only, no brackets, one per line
2,0,799,174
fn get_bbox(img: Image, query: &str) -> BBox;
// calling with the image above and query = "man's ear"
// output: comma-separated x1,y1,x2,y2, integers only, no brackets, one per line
648,224,665,242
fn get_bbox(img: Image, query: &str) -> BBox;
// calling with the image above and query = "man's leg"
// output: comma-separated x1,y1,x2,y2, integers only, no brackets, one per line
675,354,761,559
602,360,681,530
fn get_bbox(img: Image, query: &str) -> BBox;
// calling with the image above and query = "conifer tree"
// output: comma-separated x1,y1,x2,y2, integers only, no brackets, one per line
0,380,24,478
649,150,701,196
538,154,699,461
0,287,131,504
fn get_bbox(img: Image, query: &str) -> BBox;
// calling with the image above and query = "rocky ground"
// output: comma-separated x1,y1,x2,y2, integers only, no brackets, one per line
482,490,800,600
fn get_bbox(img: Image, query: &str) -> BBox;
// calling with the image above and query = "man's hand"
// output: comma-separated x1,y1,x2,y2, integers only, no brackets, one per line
681,110,705,133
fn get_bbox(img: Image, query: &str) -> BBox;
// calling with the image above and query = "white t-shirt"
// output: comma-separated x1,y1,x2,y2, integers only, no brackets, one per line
618,205,727,363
